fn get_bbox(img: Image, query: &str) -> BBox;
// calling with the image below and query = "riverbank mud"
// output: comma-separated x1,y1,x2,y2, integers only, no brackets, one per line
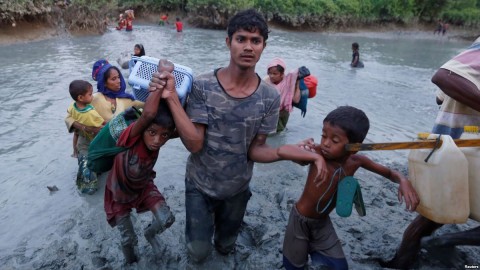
1,16,476,46
1,159,479,269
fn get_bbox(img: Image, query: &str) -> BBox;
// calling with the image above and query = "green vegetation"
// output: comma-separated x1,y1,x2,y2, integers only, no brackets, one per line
186,0,253,13
254,0,480,27
1,0,479,29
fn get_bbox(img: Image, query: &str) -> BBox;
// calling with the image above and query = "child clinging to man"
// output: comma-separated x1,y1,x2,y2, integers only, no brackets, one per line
104,61,176,264
281,106,419,270
67,80,105,194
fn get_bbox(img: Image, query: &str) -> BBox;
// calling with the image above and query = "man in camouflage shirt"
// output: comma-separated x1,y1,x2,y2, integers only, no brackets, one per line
150,9,325,263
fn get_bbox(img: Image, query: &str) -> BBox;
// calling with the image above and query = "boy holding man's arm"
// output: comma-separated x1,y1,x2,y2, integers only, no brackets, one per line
280,106,419,270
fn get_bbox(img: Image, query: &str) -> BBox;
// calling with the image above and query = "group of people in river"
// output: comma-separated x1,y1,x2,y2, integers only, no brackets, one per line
157,13,184,32
115,10,135,31
434,19,449,36
115,10,183,32
64,8,480,269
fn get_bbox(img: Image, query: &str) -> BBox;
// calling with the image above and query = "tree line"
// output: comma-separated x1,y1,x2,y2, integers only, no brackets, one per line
121,0,480,27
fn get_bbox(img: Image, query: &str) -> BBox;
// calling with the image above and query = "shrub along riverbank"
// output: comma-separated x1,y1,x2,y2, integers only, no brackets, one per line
1,0,479,34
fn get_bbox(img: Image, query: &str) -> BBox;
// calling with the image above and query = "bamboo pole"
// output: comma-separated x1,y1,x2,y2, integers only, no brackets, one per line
345,139,480,152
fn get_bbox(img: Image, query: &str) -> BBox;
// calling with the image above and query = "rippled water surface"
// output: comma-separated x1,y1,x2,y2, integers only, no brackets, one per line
0,24,472,261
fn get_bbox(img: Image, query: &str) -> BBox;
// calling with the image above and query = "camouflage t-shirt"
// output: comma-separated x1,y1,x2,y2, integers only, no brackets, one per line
185,69,280,199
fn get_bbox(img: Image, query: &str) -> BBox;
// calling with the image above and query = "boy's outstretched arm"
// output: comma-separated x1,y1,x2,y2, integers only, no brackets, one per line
248,134,327,182
357,155,419,212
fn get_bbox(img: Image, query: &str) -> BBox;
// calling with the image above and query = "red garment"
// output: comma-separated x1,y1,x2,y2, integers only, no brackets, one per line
125,18,133,31
104,123,164,227
304,75,318,98
116,19,125,30
175,21,183,32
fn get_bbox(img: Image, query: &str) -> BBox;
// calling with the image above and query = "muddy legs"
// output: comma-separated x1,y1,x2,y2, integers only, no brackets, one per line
116,215,138,264
382,215,442,269
422,225,480,248
144,203,175,252
116,204,175,263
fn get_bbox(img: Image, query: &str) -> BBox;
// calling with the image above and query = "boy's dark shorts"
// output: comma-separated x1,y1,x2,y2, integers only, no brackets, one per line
283,205,345,268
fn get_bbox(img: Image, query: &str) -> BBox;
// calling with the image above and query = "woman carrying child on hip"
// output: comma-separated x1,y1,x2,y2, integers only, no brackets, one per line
264,58,316,133
65,60,144,194
67,80,106,194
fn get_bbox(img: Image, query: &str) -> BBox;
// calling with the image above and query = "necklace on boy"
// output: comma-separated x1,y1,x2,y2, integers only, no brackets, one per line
315,165,345,214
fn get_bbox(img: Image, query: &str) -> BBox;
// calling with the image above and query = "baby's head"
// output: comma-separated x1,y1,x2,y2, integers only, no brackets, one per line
267,58,286,85
324,106,369,144
69,80,93,104
143,100,175,152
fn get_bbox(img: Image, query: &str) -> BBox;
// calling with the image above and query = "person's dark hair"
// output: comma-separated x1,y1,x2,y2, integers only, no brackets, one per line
275,65,285,74
103,66,123,84
134,44,145,57
323,106,369,143
176,17,180,21
352,42,359,50
69,80,92,101
227,9,269,42
152,99,175,129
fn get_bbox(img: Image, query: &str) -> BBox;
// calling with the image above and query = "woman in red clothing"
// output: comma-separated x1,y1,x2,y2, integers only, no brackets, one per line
125,10,134,31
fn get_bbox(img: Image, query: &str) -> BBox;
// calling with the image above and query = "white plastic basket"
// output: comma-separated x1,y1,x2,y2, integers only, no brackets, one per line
128,56,193,105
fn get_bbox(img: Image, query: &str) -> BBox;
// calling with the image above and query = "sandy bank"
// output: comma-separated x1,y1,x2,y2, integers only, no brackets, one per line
0,22,60,46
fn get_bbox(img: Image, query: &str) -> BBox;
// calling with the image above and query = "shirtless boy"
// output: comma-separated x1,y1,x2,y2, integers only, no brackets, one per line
282,105,419,270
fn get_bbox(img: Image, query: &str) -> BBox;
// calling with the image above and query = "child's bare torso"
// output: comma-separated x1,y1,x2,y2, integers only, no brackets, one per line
296,155,363,219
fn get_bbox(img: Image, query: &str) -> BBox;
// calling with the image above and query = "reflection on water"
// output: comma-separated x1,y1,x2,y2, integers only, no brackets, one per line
0,24,471,253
